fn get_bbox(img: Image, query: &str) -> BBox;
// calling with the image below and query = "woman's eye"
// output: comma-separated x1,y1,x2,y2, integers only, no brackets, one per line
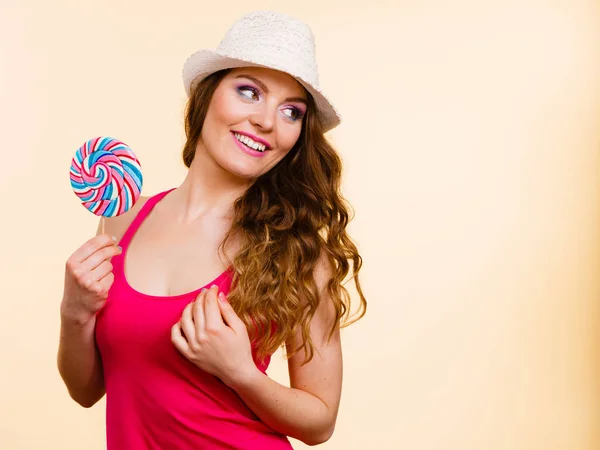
283,107,303,121
237,86,259,100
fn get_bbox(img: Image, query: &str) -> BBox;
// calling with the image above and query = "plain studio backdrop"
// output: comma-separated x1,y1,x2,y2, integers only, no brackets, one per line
0,1,598,449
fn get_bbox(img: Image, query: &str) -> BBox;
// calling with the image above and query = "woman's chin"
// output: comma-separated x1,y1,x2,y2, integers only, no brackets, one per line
221,162,263,182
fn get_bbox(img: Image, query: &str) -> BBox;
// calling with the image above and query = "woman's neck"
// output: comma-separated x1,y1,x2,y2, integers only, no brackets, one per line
170,149,252,224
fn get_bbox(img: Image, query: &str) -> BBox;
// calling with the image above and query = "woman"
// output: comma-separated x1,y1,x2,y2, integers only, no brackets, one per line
58,10,366,449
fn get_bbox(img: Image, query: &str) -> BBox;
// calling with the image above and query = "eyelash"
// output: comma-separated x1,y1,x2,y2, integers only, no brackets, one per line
237,85,260,101
236,85,305,122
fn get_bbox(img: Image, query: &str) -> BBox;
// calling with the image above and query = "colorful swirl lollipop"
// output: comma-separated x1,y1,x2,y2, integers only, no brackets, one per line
70,137,143,218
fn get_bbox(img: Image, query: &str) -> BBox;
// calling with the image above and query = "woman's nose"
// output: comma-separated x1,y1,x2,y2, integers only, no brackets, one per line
249,104,276,131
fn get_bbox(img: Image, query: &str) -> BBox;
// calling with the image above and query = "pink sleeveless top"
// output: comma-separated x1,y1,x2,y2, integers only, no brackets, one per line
95,189,292,450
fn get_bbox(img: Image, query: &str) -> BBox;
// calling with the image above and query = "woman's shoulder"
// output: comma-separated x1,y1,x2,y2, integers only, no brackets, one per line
96,196,151,239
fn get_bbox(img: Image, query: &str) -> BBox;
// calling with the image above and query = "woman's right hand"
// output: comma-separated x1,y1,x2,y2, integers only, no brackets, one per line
61,234,122,324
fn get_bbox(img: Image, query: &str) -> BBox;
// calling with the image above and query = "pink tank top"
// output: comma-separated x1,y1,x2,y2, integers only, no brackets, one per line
95,189,293,450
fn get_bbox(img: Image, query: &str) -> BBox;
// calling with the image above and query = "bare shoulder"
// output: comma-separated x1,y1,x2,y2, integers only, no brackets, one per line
314,249,334,290
95,196,151,239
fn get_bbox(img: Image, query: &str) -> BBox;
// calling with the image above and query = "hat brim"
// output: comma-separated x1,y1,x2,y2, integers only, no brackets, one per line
182,49,341,132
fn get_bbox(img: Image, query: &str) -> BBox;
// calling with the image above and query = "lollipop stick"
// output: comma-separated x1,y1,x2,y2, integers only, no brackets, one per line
101,216,105,235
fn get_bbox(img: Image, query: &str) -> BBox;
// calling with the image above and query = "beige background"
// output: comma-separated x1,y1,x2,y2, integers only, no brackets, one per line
1,0,598,449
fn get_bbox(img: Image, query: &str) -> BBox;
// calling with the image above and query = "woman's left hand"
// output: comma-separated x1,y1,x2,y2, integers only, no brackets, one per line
171,285,257,388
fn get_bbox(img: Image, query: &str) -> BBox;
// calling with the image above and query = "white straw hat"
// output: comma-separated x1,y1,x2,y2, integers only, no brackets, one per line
181,10,341,132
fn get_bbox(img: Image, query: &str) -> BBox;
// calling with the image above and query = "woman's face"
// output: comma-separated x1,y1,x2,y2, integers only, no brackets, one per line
198,67,308,180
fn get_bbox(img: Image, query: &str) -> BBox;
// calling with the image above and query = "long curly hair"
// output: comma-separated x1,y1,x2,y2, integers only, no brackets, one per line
182,69,366,364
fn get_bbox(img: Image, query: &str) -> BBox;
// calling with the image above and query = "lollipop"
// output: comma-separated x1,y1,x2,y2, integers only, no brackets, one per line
70,137,143,229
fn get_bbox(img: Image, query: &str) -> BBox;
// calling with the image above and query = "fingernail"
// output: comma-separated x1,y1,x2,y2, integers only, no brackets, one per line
219,292,227,303
211,284,218,289
111,236,117,242
117,246,122,251
201,288,207,293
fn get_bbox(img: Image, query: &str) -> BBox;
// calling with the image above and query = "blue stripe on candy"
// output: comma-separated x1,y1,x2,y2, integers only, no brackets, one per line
85,200,99,214
124,185,132,207
105,199,116,217
102,183,113,200
121,160,143,188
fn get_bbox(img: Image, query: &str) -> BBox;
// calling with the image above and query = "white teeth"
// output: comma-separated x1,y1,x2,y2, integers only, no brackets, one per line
234,133,266,152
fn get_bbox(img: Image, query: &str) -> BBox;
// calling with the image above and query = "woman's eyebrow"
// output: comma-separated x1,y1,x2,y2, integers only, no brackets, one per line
235,75,308,105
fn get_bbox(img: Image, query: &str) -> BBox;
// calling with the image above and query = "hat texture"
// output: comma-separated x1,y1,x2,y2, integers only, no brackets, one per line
182,10,340,131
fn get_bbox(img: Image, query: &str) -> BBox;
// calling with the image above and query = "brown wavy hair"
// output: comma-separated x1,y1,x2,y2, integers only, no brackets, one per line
182,69,366,364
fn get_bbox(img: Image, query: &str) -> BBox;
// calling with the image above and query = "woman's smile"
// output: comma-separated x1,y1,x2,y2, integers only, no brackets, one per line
231,131,269,157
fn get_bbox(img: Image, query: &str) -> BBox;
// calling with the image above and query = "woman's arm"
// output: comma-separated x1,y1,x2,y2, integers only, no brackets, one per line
171,258,342,445
172,255,343,446
58,205,143,407
228,290,342,446
57,313,106,408
57,220,111,408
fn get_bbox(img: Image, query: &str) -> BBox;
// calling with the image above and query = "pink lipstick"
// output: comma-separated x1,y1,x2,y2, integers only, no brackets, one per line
231,132,268,158
232,130,271,149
